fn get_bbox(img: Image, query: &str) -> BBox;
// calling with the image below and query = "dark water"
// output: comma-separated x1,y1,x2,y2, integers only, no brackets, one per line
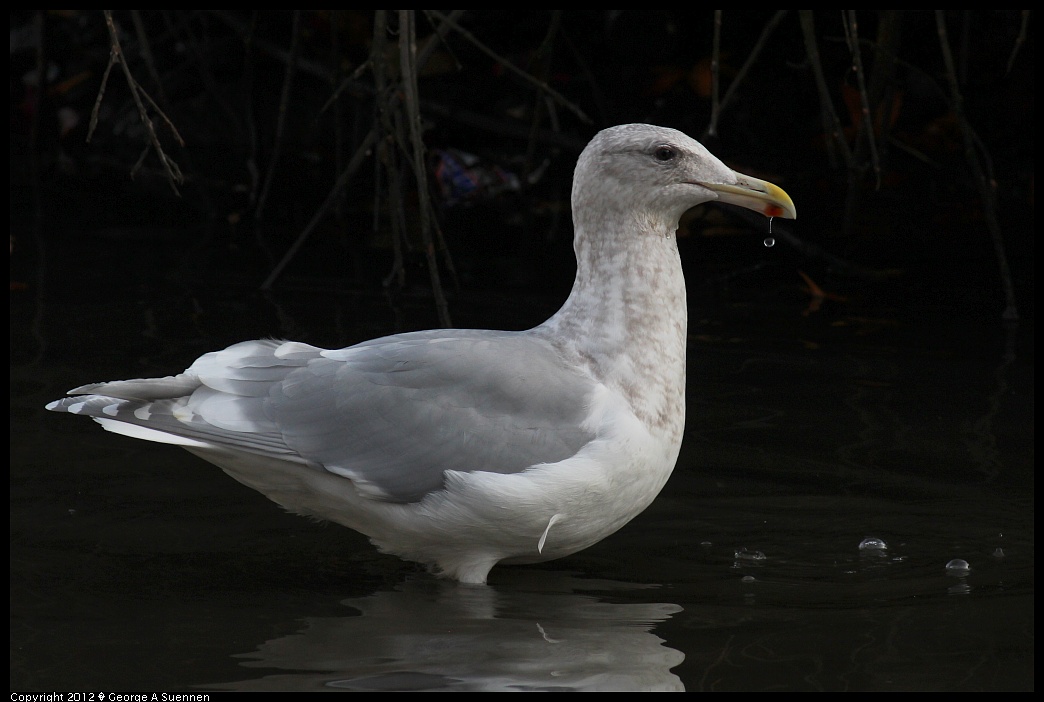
10,233,1033,692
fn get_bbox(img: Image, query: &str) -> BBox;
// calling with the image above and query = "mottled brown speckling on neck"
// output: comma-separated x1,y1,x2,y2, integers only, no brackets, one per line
534,221,687,440
529,124,752,439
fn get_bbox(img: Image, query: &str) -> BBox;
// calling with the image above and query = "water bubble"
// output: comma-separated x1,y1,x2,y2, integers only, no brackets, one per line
734,548,766,562
858,537,888,551
945,558,971,574
763,237,775,247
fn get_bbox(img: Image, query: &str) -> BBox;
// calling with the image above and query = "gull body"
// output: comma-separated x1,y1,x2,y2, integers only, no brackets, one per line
47,124,795,584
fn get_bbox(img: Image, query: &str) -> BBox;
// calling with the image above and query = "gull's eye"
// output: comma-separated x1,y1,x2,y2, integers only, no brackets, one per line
654,145,677,162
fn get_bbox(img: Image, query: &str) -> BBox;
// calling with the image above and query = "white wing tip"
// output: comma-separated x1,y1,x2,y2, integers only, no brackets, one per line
93,417,214,448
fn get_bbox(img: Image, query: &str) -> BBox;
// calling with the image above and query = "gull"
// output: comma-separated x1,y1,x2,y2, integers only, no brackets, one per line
47,124,795,584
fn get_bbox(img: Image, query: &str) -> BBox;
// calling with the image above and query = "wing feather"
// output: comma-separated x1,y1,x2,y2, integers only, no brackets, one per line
47,332,599,503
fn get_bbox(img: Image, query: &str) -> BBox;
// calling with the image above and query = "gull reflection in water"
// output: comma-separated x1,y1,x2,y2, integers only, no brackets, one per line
209,572,684,692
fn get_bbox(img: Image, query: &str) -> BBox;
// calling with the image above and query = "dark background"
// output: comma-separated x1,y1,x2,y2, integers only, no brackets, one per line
9,10,1035,337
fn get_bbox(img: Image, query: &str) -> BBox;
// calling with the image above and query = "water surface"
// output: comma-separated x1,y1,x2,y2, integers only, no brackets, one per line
10,233,1033,692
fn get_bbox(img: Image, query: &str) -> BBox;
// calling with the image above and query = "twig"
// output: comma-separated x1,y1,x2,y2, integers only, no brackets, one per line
419,99,587,151
373,147,401,290
259,129,380,291
167,11,242,129
132,10,219,222
522,11,562,185
221,11,578,151
378,137,409,291
720,10,789,117
799,10,852,169
399,10,452,327
372,11,407,294
558,24,609,125
935,11,1018,321
259,10,468,293
705,10,789,140
706,11,722,138
842,11,882,190
255,9,302,221
771,227,874,279
27,10,48,365
210,9,462,95
320,60,372,115
327,12,347,235
129,11,169,108
234,12,270,263
405,13,461,291
727,207,879,280
28,11,45,237
1006,10,1031,74
92,10,184,195
427,10,592,125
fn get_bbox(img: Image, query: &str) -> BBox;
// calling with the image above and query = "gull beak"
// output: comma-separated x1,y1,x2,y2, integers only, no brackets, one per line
703,173,797,220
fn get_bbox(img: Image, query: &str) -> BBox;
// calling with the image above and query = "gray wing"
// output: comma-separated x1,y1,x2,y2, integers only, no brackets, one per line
273,330,598,502
47,332,599,503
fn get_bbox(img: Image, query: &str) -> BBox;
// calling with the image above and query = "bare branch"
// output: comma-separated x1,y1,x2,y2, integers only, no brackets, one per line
95,10,184,195
1006,10,1031,74
842,10,882,190
427,10,591,125
706,10,789,139
707,10,722,138
255,9,302,221
399,10,452,327
799,10,852,169
935,11,1018,321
